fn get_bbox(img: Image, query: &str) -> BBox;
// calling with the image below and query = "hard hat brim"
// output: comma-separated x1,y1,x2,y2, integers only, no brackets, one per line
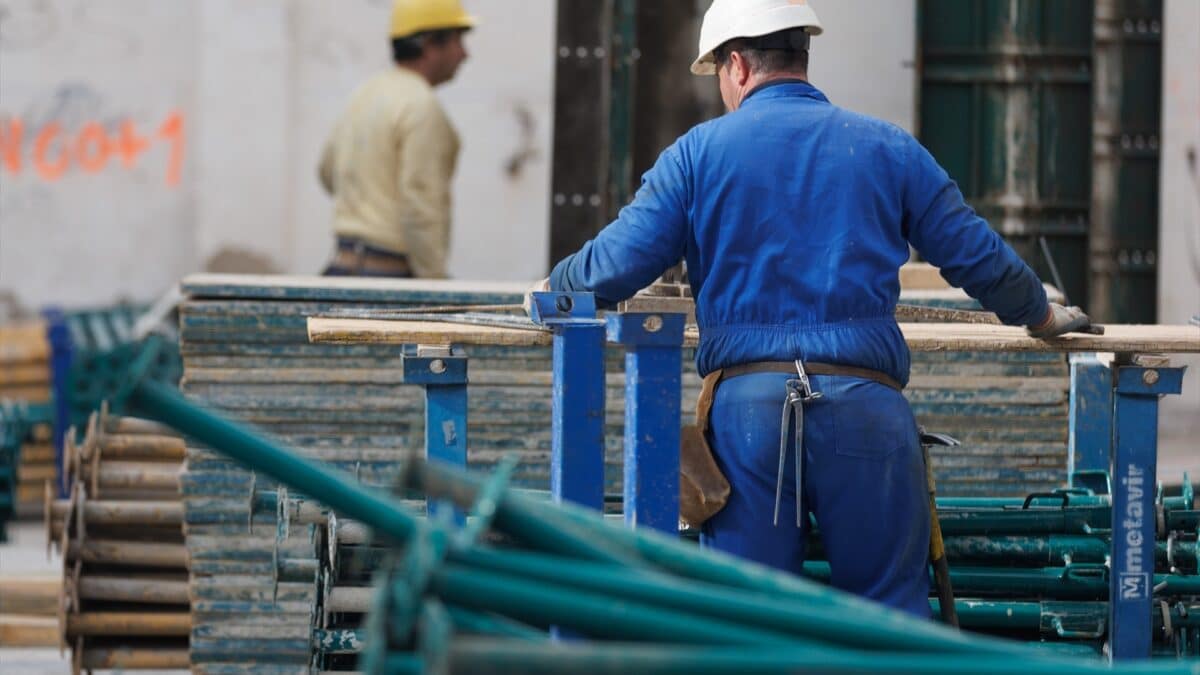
391,14,477,39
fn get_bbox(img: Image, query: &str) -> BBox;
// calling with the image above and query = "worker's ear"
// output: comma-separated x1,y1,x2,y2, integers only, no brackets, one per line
728,50,752,87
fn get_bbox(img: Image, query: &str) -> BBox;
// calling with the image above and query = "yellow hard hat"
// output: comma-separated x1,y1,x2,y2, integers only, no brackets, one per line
390,0,476,39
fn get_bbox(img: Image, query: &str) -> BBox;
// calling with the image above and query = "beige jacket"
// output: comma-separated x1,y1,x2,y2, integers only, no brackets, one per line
319,68,459,278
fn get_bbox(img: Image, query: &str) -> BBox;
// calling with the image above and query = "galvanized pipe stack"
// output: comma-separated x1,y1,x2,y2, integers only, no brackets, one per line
794,482,1200,655
47,405,189,673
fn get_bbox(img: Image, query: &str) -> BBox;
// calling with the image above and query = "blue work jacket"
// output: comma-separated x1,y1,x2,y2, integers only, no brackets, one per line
550,80,1049,385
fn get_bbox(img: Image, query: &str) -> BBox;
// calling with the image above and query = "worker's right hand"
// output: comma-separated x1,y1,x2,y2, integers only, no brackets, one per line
1026,303,1092,338
522,278,551,317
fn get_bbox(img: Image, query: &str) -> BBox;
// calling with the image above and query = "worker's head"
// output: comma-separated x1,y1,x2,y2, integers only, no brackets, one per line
692,0,823,111
390,0,475,86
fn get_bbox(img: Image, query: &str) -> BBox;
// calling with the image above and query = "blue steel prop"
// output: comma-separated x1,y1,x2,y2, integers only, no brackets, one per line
606,312,686,533
1109,360,1185,661
1069,354,1114,485
43,307,73,497
529,292,606,511
401,345,469,521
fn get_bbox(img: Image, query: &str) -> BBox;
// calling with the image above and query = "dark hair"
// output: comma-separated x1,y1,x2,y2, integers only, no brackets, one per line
714,28,810,74
392,28,464,63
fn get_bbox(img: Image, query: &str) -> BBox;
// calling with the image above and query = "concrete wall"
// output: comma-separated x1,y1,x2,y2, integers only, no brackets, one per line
0,0,556,311
809,0,917,132
1158,0,1200,471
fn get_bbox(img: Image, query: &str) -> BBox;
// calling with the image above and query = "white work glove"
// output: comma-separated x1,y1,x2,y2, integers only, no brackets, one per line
1026,303,1092,338
522,278,551,317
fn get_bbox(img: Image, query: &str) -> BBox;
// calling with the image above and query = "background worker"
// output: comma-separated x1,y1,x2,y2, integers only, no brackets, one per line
539,0,1092,616
318,0,474,278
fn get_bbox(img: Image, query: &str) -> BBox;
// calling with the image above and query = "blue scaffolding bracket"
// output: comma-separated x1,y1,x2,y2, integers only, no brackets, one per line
1108,356,1184,661
607,312,685,533
401,344,469,520
529,292,606,511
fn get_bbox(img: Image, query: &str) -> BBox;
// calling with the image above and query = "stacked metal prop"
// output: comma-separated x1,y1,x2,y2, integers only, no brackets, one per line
95,368,1200,673
47,404,189,673
797,480,1200,656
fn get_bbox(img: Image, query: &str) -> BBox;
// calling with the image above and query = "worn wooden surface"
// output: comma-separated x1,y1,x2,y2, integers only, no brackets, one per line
310,318,1200,354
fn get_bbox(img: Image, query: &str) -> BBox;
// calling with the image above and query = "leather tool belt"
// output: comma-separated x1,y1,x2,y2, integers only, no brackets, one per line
679,360,901,528
328,237,414,277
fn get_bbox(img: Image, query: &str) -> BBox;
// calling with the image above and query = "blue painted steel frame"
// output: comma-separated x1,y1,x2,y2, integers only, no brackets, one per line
1068,353,1113,486
401,345,469,520
530,292,606,511
607,312,685,533
1108,363,1184,661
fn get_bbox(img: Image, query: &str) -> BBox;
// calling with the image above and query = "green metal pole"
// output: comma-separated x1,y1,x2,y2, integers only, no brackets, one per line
417,462,1050,657
394,638,1196,675
431,563,806,647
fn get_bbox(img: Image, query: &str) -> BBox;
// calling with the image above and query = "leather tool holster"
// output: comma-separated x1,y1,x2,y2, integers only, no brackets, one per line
679,369,731,528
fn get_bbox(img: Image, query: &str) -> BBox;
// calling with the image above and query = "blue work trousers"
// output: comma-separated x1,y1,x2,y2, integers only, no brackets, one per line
699,372,932,616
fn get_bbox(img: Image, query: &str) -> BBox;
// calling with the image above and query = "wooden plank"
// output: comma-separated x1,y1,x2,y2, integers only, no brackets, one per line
309,318,1200,354
182,273,526,303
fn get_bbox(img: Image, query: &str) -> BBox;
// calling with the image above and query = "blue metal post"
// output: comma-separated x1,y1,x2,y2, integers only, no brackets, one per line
530,292,606,511
41,307,73,498
606,312,685,533
1108,361,1184,661
402,345,469,520
1068,353,1113,487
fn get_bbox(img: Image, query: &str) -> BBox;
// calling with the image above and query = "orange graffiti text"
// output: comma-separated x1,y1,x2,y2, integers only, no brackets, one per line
0,111,186,187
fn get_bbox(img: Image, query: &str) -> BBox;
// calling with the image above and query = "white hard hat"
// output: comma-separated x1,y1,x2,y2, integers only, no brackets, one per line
692,0,823,76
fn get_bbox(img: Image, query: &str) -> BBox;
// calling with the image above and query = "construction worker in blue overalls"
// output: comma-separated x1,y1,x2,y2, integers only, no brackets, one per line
533,0,1093,617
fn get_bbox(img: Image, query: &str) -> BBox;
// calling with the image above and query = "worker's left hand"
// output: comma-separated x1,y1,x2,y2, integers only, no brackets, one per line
522,278,551,317
1026,303,1092,338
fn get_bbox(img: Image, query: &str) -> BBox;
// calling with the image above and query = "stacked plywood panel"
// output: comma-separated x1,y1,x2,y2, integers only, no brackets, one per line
0,320,56,517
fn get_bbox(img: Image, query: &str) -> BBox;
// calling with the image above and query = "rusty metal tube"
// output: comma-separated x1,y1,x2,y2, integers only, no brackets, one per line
48,499,183,525
65,612,190,637
95,434,186,460
103,416,179,437
70,539,189,568
328,586,373,613
79,647,190,670
86,461,181,491
75,576,189,605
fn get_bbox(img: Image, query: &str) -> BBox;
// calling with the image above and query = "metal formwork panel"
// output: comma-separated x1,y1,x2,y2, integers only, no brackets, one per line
919,0,1095,306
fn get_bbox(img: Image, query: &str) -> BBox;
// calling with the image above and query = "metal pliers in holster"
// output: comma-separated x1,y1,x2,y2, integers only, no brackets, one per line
775,360,822,527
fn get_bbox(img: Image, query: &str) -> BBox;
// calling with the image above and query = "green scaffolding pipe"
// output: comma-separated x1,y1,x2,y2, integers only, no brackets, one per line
382,638,1198,675
431,563,806,647
444,607,546,641
414,461,1032,657
804,562,1200,600
808,535,1196,571
454,547,988,653
933,507,1112,536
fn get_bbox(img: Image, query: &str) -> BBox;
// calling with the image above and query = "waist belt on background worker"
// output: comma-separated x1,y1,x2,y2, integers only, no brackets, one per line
331,236,414,277
679,360,901,529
